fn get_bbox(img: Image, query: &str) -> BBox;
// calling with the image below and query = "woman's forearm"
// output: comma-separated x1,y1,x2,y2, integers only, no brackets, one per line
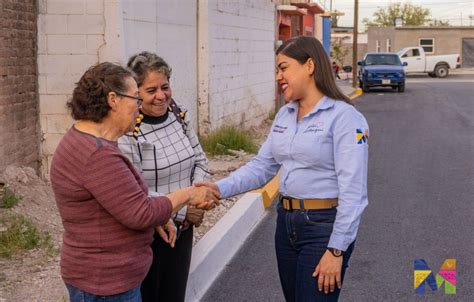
166,187,192,214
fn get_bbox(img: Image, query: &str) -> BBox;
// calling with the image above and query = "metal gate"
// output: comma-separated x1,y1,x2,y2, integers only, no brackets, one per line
462,38,474,68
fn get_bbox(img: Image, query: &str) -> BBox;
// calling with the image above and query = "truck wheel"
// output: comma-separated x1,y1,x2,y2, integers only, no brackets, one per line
434,65,449,78
358,81,363,88
428,72,436,78
398,84,405,92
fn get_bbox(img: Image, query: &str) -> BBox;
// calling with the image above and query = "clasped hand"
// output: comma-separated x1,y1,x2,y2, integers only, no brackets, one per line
189,181,221,210
158,182,221,248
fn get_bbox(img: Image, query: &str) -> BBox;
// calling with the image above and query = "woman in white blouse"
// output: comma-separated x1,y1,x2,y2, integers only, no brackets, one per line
118,52,209,302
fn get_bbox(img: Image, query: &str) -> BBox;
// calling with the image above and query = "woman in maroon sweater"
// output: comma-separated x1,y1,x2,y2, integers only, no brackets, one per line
50,62,219,302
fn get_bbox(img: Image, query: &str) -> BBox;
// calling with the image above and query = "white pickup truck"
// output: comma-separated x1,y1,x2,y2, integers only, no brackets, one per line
397,47,460,78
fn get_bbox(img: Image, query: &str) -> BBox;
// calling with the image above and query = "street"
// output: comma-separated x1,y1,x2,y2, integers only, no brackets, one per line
202,74,474,302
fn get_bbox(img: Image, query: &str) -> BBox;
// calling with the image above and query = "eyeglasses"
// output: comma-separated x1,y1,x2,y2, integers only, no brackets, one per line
115,92,143,106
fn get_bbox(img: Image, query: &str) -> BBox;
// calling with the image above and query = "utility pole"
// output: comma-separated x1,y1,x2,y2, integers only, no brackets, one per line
352,0,358,88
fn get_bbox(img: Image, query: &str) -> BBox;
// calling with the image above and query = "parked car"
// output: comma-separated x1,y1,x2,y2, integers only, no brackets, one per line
358,52,407,92
397,47,460,78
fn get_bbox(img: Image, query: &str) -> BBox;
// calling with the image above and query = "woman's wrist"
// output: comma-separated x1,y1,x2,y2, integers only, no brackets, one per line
166,187,192,213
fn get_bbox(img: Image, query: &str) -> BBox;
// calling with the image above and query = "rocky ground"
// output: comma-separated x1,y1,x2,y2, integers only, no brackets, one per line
0,119,272,302
0,166,65,302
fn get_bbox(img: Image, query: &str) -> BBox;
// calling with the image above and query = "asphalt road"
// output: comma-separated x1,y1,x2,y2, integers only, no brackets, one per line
202,74,474,302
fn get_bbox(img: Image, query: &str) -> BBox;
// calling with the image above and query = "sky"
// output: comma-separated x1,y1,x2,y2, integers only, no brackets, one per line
313,0,474,30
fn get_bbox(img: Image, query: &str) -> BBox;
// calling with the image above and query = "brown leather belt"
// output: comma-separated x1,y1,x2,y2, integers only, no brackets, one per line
280,195,338,210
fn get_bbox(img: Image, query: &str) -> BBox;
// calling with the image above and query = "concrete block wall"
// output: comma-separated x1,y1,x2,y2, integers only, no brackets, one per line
37,0,123,177
367,27,396,53
0,0,40,171
208,0,276,129
392,27,474,56
122,0,198,127
35,0,277,175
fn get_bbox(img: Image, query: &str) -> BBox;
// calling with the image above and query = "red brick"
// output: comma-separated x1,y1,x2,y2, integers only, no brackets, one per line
0,0,39,171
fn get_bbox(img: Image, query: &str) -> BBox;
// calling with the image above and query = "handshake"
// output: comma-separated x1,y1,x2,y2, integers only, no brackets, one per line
187,182,221,210
158,182,222,248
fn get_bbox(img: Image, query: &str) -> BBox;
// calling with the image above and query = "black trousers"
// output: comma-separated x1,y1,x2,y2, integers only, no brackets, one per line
141,226,193,302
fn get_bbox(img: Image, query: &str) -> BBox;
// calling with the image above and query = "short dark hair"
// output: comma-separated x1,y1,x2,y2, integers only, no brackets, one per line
276,36,351,104
67,62,134,122
127,51,172,86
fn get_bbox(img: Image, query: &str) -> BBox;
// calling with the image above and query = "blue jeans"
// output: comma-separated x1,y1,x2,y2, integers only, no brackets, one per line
275,204,355,302
65,284,142,302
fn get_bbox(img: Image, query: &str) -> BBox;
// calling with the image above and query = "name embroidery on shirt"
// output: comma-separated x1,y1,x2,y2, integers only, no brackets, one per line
273,125,288,133
304,122,324,133
356,128,369,144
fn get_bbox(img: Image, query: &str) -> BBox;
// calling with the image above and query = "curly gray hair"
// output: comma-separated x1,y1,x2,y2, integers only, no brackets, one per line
126,51,172,86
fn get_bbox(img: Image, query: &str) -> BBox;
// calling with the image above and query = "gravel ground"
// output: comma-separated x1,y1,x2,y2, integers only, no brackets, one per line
192,119,272,244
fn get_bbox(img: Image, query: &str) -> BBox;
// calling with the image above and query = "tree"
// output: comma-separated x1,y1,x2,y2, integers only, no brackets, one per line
362,2,445,27
330,38,349,67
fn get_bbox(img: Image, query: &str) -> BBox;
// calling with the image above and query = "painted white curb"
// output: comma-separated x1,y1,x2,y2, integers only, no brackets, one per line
185,192,266,302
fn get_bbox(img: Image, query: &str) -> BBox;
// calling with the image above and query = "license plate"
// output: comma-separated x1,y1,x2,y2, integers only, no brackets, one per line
382,79,391,84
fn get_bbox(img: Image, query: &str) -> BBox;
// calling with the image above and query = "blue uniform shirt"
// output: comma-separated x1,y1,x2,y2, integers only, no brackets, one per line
216,96,369,251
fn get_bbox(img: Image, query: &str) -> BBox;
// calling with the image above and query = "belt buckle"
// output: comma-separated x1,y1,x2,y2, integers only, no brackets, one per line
281,195,293,211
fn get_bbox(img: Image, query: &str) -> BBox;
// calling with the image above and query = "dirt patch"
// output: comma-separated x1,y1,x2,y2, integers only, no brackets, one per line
0,166,66,302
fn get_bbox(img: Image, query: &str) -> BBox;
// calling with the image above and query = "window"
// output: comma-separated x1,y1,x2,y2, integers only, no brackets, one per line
402,48,420,58
376,40,380,52
419,38,434,54
386,39,391,52
365,54,401,66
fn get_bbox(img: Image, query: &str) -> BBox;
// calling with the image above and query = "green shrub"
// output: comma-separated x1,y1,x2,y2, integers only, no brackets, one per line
268,110,277,121
200,126,258,156
0,184,20,208
0,214,53,258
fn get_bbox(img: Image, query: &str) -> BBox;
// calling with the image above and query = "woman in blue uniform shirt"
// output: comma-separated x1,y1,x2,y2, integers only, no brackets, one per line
197,36,369,301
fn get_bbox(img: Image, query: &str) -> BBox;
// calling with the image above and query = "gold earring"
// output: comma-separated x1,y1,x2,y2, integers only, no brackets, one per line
133,114,144,139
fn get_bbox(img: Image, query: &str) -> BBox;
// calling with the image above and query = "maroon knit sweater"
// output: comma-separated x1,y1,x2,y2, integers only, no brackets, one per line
50,127,172,295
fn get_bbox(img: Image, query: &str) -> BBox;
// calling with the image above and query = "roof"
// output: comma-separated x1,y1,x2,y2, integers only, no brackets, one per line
395,26,474,30
276,5,307,16
290,2,325,14
371,26,474,31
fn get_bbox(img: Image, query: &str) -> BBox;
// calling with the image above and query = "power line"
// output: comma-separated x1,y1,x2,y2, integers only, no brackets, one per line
436,4,472,19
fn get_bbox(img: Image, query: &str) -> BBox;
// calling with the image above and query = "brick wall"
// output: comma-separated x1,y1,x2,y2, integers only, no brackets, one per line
0,0,40,171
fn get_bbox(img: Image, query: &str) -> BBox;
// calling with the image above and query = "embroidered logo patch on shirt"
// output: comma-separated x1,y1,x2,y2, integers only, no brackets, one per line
304,122,324,133
356,129,369,144
273,124,288,133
